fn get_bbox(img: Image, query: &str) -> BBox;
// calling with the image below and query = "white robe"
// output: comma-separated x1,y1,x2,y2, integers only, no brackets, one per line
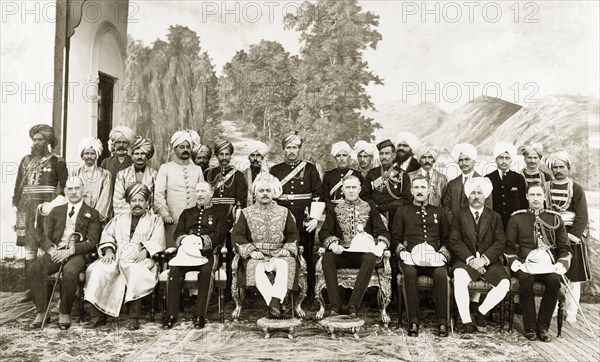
84,212,165,317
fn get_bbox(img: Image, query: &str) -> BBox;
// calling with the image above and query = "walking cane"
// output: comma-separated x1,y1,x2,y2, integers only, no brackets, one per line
41,263,63,329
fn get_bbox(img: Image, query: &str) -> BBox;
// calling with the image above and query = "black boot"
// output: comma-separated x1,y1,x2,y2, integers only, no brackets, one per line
128,300,141,330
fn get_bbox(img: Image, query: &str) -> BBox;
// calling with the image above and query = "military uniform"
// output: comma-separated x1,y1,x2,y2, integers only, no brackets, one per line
270,160,323,299
505,208,571,335
365,164,412,226
322,168,370,207
167,204,231,320
486,170,527,230
392,202,450,326
204,165,248,212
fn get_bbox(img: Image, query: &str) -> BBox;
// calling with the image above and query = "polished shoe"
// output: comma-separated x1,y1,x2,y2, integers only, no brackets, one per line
268,298,282,318
475,310,488,331
537,329,551,342
408,323,419,337
58,314,71,330
84,317,107,329
162,315,176,329
524,329,537,341
193,315,206,329
329,305,341,317
462,322,476,334
58,323,71,330
128,318,140,330
438,324,448,337
347,305,358,318
18,290,33,303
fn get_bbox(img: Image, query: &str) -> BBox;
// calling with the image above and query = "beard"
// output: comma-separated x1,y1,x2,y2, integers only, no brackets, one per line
31,144,46,156
395,151,411,164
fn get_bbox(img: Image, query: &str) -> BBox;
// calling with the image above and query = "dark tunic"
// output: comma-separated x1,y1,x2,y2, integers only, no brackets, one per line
485,170,528,230
365,164,412,225
322,168,371,207
391,203,450,256
204,165,248,214
173,203,231,252
13,153,68,248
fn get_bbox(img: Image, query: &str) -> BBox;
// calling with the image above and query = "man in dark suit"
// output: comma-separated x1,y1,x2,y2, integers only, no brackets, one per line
449,177,510,334
26,176,102,330
485,142,527,230
442,143,492,223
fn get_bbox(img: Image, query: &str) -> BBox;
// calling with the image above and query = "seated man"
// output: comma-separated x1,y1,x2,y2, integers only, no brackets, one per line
163,181,230,329
318,175,390,317
392,175,451,337
449,177,510,335
84,183,166,330
232,173,299,318
27,176,102,330
505,182,571,342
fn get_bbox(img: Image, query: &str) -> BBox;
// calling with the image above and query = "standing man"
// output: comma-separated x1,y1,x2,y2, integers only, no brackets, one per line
354,140,380,178
409,143,447,207
365,139,412,227
392,175,451,337
485,142,527,230
74,137,112,222
232,173,299,318
242,141,270,206
505,183,571,342
193,144,213,172
545,151,590,323
155,130,204,247
442,143,492,223
394,132,421,173
270,132,324,304
85,183,165,330
322,141,369,207
319,175,389,317
14,124,68,302
449,177,509,335
113,137,157,215
518,143,552,187
100,126,136,196
163,181,231,329
26,176,101,329
204,140,248,211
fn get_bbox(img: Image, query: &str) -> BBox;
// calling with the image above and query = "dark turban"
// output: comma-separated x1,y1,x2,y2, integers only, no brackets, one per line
131,136,155,159
125,182,151,203
29,124,56,148
214,140,234,155
282,131,303,148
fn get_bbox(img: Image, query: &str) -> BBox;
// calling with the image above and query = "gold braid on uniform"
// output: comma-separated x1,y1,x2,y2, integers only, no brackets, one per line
534,211,561,249
384,171,404,200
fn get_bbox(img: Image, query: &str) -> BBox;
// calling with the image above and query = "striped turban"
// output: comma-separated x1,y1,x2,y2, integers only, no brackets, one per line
131,136,154,159
78,137,103,158
331,141,353,157
545,151,573,170
493,141,517,160
252,172,283,198
464,177,493,198
171,130,200,149
125,182,151,203
282,132,303,148
109,126,135,144
29,124,57,148
451,143,478,163
214,140,234,155
519,143,544,158
415,143,440,161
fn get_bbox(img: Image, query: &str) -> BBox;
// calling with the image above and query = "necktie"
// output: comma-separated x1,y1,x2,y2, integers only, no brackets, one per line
426,171,431,181
69,206,75,218
463,176,468,184
474,210,480,224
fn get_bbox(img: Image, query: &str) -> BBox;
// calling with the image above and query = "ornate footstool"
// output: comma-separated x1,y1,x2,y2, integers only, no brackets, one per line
319,315,365,339
257,317,302,339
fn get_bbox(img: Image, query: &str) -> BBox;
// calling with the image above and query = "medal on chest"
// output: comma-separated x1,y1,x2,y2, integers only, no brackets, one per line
433,213,438,224
208,215,213,225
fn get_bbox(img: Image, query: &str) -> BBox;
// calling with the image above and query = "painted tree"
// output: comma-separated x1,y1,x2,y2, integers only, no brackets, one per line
284,0,383,164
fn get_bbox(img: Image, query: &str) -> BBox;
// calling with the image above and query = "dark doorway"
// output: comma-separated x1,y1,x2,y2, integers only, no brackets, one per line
97,72,115,165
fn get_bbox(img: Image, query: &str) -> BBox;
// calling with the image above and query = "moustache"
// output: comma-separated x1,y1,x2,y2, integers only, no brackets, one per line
116,146,127,151
423,162,432,166
181,151,190,156
416,193,424,197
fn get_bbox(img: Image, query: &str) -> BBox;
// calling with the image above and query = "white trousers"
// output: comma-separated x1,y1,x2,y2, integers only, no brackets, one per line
255,258,288,305
453,268,510,323
565,281,581,317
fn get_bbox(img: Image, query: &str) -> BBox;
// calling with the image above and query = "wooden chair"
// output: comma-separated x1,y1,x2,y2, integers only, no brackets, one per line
231,246,307,321
452,278,508,332
315,248,393,327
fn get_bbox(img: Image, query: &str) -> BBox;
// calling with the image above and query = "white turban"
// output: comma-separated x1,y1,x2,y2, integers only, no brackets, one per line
451,143,478,163
464,177,493,198
109,126,135,144
545,151,573,169
354,140,380,168
248,141,269,156
394,132,421,151
415,143,440,161
331,141,353,157
493,142,517,160
171,130,200,149
78,137,103,158
252,172,283,198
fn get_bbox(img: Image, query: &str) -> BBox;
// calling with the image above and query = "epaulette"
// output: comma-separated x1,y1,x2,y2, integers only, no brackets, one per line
544,209,561,216
511,209,527,215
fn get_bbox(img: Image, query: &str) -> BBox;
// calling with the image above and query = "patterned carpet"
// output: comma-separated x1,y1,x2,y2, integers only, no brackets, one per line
0,291,544,362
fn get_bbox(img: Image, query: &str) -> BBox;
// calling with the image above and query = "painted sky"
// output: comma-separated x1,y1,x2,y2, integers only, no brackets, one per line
127,0,600,112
